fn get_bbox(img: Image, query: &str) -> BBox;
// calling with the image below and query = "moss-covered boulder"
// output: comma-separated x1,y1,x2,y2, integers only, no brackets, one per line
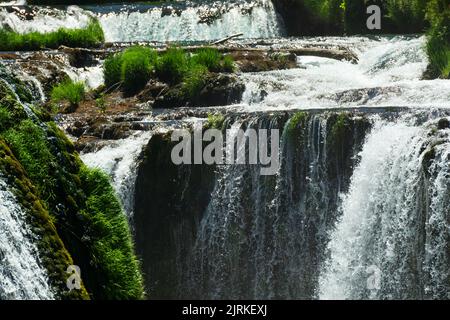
0,70,144,299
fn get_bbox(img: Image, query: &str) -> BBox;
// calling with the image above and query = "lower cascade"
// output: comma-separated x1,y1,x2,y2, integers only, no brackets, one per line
134,111,450,299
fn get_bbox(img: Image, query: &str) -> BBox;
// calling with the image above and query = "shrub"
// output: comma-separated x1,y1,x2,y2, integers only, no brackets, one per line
104,46,157,93
0,19,104,51
155,47,189,84
51,79,86,107
121,51,154,96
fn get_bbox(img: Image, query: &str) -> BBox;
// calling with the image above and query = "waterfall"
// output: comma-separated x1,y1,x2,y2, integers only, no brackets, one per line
0,178,54,300
0,6,92,34
80,131,152,220
145,112,371,299
0,1,284,42
92,0,284,42
319,116,450,300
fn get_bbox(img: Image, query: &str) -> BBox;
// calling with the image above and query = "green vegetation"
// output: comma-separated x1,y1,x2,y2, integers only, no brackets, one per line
95,94,107,113
79,167,144,299
51,79,86,109
155,47,189,84
104,46,157,95
0,72,144,299
0,19,104,51
287,111,308,133
205,112,225,130
426,0,450,78
104,46,235,98
181,64,208,98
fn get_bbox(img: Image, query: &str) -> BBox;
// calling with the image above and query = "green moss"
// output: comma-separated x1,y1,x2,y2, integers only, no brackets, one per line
0,86,144,299
0,64,34,103
287,111,308,133
331,112,351,143
205,112,225,130
0,139,89,299
0,19,104,51
79,167,145,299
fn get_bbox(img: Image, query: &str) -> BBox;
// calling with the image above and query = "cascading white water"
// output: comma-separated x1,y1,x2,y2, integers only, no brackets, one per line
319,116,450,300
0,178,54,300
80,131,152,219
93,0,284,42
240,36,450,111
0,6,92,34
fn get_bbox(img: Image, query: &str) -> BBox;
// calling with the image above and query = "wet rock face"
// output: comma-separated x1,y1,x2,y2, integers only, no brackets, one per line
136,79,168,103
7,52,72,95
153,73,245,108
132,111,374,299
196,73,245,106
133,134,216,299
231,51,297,72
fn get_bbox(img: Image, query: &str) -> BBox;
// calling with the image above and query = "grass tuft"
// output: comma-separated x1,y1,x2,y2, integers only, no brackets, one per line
51,79,86,107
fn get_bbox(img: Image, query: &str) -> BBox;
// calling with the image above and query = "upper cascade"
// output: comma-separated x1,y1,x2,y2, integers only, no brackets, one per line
0,1,285,43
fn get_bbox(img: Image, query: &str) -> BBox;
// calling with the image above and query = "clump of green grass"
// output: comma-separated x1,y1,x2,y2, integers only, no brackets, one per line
104,46,235,98
0,19,104,51
121,49,155,96
51,79,86,108
155,47,189,84
181,64,208,98
104,46,157,94
190,48,222,72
